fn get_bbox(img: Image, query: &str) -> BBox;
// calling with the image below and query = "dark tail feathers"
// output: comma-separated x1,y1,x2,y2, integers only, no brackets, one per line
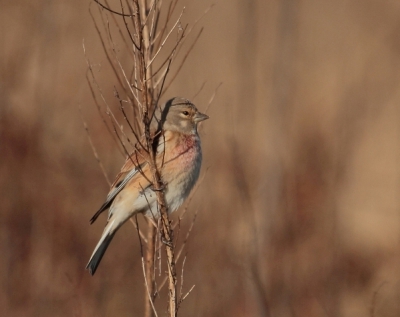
86,231,115,275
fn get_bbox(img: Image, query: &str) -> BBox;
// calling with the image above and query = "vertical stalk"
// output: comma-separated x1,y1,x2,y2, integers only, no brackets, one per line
144,224,156,317
137,2,157,316
138,0,153,89
134,0,177,316
159,205,177,316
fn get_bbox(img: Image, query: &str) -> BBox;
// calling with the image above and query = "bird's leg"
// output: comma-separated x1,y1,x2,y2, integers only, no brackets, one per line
150,182,167,192
160,235,173,247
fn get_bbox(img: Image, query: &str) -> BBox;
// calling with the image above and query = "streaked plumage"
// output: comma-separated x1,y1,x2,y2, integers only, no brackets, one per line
86,97,208,275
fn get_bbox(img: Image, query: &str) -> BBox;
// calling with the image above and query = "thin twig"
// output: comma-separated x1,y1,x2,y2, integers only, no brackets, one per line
141,255,159,317
157,167,208,292
157,210,198,292
129,218,148,243
144,222,157,317
86,1,209,315
141,0,156,28
90,5,126,91
152,58,172,121
161,27,203,94
206,82,222,113
79,106,112,186
83,39,125,156
105,0,137,57
179,256,187,298
147,25,187,82
158,4,214,98
106,14,143,104
106,110,132,159
179,284,195,306
192,81,206,101
153,0,178,48
107,105,135,148
115,88,144,147
147,8,185,69
160,3,214,79
94,0,135,17
148,0,159,45
85,70,125,156
121,0,141,50
370,282,387,317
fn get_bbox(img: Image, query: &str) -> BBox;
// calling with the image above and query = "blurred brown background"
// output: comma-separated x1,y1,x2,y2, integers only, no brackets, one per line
2,0,400,316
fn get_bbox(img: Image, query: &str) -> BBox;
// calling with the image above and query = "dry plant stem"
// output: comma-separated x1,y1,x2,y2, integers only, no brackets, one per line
142,89,178,316
129,218,148,243
90,7,126,92
142,257,158,317
83,40,126,156
157,169,207,292
90,0,203,314
135,216,158,317
178,256,195,308
192,81,206,100
157,211,197,293
370,282,386,317
161,27,202,95
141,257,159,317
157,201,177,317
79,106,112,186
179,285,195,304
147,8,184,69
160,4,214,96
131,3,163,316
107,105,134,148
139,0,153,92
85,72,125,156
205,82,222,113
106,15,142,104
133,0,177,315
118,99,144,149
94,0,134,16
144,223,157,317
105,0,136,60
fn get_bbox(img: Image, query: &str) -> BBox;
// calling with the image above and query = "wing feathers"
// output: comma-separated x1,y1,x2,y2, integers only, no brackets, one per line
89,132,172,224
89,162,146,224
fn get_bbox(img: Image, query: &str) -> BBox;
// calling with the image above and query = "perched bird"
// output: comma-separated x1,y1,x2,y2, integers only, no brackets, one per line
86,97,209,275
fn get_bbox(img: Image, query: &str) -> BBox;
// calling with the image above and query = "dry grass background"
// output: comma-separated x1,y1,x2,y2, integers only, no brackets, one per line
2,0,400,316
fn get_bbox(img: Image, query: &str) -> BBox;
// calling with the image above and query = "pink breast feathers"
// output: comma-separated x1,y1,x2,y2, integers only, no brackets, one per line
169,134,201,168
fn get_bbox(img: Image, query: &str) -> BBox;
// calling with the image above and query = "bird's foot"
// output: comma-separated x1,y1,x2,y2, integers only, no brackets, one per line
151,183,166,192
161,236,173,247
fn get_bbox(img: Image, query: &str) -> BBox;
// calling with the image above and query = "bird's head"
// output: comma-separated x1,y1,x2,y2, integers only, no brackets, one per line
157,97,209,134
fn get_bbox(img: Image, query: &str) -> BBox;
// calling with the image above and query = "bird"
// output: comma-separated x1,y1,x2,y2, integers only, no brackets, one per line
86,97,209,275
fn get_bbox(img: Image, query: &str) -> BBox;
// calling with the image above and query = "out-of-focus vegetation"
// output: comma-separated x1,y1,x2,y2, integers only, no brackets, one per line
1,0,400,316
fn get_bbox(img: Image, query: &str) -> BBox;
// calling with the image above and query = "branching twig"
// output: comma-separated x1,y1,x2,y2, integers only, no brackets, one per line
179,284,195,304
94,0,135,17
90,6,126,91
79,106,112,186
86,1,207,316
141,258,159,317
146,8,185,69
161,27,202,94
144,223,157,317
157,210,198,293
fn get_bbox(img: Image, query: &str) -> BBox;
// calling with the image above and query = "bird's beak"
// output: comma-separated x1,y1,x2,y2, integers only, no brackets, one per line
193,112,209,123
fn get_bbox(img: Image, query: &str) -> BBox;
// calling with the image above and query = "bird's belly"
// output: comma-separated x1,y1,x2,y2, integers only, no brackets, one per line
164,151,201,212
142,147,201,218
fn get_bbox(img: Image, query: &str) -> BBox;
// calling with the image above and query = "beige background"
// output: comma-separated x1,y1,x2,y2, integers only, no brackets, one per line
1,0,400,316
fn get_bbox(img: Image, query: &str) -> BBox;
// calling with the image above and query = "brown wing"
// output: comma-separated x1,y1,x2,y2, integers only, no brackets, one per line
89,129,176,224
89,145,150,224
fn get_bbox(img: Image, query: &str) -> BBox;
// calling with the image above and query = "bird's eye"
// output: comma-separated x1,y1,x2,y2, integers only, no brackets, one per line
182,111,189,116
